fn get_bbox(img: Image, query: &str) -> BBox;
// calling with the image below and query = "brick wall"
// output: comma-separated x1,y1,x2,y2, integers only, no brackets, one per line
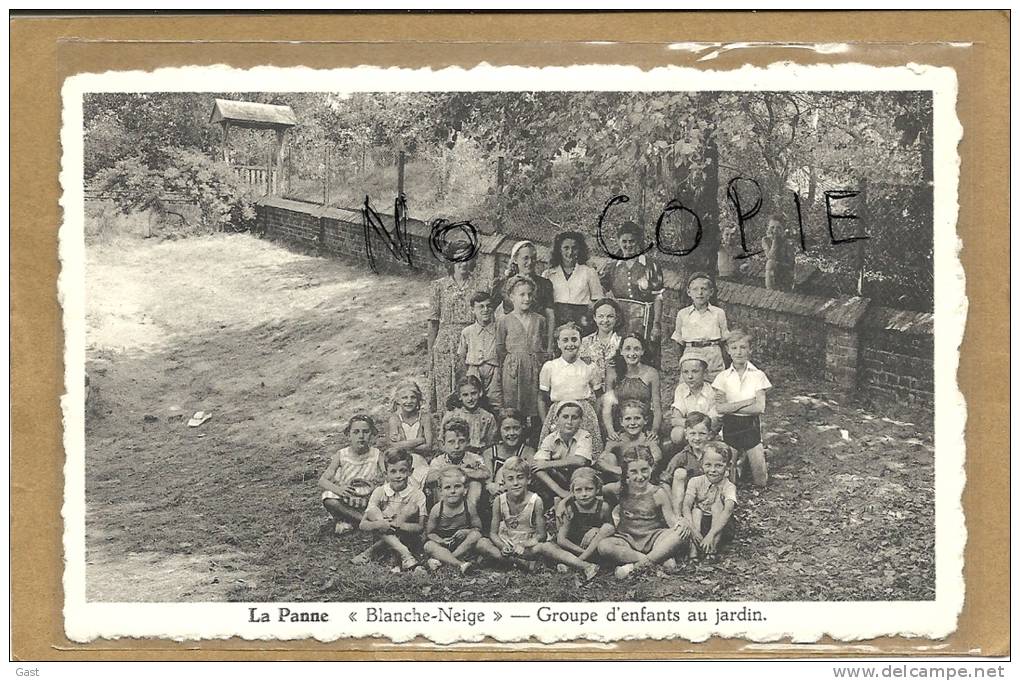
256,198,933,403
860,306,934,401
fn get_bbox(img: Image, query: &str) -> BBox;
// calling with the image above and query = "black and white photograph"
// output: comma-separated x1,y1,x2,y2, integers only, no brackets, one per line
61,63,964,643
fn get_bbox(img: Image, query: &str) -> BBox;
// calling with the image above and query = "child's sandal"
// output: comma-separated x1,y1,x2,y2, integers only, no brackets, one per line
401,557,420,571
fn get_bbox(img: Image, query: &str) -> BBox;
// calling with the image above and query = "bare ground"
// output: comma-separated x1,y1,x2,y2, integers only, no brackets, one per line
84,233,935,603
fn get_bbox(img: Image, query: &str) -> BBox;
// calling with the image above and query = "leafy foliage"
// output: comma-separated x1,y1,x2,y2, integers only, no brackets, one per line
93,150,256,233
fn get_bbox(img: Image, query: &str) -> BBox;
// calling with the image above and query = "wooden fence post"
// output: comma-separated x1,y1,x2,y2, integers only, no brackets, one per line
323,144,330,207
397,148,406,197
496,154,505,231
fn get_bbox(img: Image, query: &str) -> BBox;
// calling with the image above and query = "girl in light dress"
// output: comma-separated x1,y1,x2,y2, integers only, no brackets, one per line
386,379,433,488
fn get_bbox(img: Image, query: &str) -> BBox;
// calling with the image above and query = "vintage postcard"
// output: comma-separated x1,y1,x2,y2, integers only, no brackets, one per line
60,62,963,644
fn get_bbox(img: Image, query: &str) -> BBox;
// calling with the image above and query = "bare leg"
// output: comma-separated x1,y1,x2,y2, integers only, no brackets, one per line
452,530,481,559
475,537,504,561
689,507,704,557
533,542,594,573
425,540,466,568
352,539,386,564
597,537,644,566
746,444,768,486
670,469,689,516
644,530,684,565
466,481,483,513
323,498,363,525
380,533,415,562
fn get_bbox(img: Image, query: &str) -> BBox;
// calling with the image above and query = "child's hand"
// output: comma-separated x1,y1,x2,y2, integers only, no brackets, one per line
514,544,526,556
606,429,621,442
452,529,472,542
701,531,719,553
689,527,704,547
485,482,501,496
672,517,692,539
501,543,515,556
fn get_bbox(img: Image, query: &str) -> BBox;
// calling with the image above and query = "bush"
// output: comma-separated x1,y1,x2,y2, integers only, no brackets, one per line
92,150,257,235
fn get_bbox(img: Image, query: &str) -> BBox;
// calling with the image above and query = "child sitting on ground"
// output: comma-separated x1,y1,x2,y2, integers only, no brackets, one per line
385,379,433,488
668,357,719,449
318,414,384,536
682,441,737,558
427,417,490,512
712,328,772,486
457,291,502,410
482,408,536,499
475,457,599,580
555,467,615,569
423,466,483,574
600,445,688,579
532,400,595,501
354,449,427,571
598,400,662,485
659,411,712,514
443,375,498,453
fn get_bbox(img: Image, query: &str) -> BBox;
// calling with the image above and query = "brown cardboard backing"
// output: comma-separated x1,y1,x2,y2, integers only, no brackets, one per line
10,10,1010,660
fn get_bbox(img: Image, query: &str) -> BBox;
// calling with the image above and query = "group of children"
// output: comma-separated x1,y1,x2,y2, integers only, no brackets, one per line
319,270,771,579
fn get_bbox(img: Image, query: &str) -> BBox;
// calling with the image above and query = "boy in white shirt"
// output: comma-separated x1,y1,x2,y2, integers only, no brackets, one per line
712,328,772,486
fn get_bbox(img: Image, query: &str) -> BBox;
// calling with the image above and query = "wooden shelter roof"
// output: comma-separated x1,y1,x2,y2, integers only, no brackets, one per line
209,99,297,129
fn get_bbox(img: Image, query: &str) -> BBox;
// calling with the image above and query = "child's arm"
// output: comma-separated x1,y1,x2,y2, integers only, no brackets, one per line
480,413,498,448
713,387,755,415
732,389,767,416
317,454,350,497
418,412,435,454
556,504,584,555
359,498,391,532
648,371,663,435
578,523,616,563
595,448,622,479
529,496,548,545
680,480,697,522
703,499,736,552
424,504,446,544
654,487,685,534
495,317,507,366
392,499,425,534
537,389,550,423
488,498,511,554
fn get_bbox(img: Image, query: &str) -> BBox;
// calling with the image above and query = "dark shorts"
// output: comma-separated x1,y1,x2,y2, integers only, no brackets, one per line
722,414,762,451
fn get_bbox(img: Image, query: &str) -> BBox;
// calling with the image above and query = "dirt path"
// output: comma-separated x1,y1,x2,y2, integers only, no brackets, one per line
85,234,935,602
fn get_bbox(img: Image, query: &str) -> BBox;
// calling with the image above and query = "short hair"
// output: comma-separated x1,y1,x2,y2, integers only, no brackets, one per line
383,448,413,469
456,374,484,395
442,417,470,439
619,399,648,419
590,298,624,332
554,400,584,419
438,465,467,485
505,274,536,297
701,441,731,466
617,221,644,239
497,407,525,428
554,321,582,341
684,411,712,430
725,328,753,346
343,413,377,436
548,230,591,268
569,466,602,491
679,356,709,372
390,379,424,413
501,455,530,478
686,271,715,291
470,290,493,306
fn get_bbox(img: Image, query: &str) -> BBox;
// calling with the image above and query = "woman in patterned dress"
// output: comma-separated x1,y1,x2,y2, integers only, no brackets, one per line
427,243,493,413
